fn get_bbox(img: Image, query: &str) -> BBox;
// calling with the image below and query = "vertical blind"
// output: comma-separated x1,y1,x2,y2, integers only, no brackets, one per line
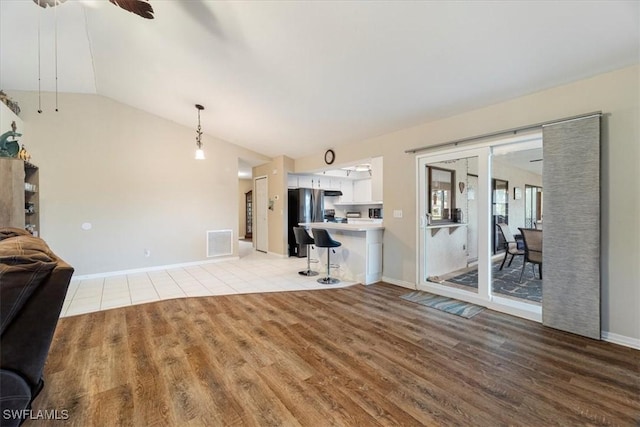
542,115,601,340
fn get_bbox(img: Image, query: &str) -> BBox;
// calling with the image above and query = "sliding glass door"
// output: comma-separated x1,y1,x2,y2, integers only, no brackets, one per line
492,145,543,307
416,115,601,335
417,135,543,320
418,147,490,306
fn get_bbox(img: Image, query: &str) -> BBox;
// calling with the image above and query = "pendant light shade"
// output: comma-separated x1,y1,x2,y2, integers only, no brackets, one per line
194,104,205,160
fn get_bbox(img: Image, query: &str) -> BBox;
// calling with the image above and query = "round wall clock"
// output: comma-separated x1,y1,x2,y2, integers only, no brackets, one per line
324,149,335,165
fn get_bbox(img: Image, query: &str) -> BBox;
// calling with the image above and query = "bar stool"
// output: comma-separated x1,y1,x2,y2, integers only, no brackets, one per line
293,227,318,276
311,228,342,284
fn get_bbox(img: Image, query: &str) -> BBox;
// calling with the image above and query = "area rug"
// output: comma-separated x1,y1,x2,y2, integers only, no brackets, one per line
446,259,542,304
400,291,486,319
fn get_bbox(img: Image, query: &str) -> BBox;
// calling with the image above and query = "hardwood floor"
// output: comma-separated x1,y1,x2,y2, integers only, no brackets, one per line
28,283,639,426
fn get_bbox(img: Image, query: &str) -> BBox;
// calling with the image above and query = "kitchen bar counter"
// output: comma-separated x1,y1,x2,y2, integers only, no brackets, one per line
298,222,383,285
299,222,384,231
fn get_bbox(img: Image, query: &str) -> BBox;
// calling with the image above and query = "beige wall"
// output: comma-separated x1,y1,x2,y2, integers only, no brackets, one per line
295,65,640,341
10,91,269,275
238,178,252,238
253,155,294,255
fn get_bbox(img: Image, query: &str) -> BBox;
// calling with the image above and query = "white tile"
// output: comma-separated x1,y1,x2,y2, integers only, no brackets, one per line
67,299,101,313
102,290,129,298
184,289,211,297
130,296,161,305
131,294,160,303
156,289,186,298
60,249,359,315
101,298,132,310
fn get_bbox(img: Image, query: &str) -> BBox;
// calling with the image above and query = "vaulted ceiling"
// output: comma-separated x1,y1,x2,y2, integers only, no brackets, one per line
1,1,638,159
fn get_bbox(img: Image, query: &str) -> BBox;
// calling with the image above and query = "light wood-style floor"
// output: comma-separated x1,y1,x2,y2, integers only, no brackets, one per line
29,283,639,426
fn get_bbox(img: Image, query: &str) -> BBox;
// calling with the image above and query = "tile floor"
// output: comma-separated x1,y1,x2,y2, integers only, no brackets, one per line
61,241,355,318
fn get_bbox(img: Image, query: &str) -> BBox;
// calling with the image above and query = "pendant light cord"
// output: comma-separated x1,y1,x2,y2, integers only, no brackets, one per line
37,0,42,113
54,0,59,112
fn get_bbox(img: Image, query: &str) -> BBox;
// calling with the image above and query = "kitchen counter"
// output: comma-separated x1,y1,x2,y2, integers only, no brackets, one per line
299,222,384,231
298,222,383,285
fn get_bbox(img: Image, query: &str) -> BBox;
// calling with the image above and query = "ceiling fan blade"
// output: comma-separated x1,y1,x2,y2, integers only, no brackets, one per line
108,0,154,19
32,0,68,8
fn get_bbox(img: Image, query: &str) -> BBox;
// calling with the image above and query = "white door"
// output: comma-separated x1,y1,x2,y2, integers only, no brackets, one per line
255,176,268,253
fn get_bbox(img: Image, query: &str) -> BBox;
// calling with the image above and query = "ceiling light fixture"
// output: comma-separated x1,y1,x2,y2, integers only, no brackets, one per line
194,104,205,160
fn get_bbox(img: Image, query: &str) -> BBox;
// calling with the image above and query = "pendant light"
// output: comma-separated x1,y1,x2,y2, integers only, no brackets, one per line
194,104,205,160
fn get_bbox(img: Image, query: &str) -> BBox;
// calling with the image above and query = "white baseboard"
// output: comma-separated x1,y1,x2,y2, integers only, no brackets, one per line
601,331,640,350
73,257,240,280
381,276,417,290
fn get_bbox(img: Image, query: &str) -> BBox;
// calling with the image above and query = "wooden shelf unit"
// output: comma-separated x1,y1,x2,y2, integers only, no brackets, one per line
0,158,40,235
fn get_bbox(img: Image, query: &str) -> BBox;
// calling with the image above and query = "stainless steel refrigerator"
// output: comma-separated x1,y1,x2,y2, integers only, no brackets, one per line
288,188,324,257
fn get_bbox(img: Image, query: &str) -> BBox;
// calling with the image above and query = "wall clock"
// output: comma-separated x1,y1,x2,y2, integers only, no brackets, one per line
324,149,335,165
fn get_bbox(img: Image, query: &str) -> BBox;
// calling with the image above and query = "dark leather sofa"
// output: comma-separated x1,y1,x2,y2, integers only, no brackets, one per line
0,228,73,427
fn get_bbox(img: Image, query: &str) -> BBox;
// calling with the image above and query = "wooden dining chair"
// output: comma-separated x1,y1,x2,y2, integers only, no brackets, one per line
518,227,543,283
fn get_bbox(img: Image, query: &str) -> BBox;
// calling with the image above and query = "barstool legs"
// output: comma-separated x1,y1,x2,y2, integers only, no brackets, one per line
317,248,340,284
298,244,318,276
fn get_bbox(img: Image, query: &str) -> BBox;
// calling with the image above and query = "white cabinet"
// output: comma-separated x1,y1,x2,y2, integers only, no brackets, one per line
371,156,383,202
327,178,341,190
290,174,343,190
339,179,353,203
353,179,372,203
297,175,314,189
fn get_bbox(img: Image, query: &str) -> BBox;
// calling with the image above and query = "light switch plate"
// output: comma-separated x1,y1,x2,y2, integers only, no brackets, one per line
393,210,403,218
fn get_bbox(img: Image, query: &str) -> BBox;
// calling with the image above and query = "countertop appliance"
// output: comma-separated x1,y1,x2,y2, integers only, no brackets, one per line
324,209,348,223
369,208,382,219
324,209,335,222
288,188,324,257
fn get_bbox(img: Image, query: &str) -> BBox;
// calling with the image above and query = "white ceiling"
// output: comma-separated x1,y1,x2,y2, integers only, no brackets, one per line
1,1,638,159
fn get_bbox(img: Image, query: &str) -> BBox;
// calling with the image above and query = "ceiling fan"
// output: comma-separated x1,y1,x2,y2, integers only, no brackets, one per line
33,0,154,19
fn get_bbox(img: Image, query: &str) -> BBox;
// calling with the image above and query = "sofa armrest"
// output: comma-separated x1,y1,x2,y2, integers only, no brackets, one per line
0,260,74,394
0,370,32,427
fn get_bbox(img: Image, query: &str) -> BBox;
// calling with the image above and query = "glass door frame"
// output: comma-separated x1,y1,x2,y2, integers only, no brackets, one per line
416,133,543,322
417,147,492,308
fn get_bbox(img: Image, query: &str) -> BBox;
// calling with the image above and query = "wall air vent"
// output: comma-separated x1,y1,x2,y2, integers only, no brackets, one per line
206,230,233,258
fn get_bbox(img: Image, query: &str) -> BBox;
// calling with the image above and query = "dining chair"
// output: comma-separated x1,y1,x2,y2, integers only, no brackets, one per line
497,222,524,270
518,227,543,283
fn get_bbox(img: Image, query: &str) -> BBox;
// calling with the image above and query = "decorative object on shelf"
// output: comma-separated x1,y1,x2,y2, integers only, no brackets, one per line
0,121,22,158
514,187,522,200
18,145,31,161
324,149,335,165
33,0,154,19
458,182,465,194
194,104,205,160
